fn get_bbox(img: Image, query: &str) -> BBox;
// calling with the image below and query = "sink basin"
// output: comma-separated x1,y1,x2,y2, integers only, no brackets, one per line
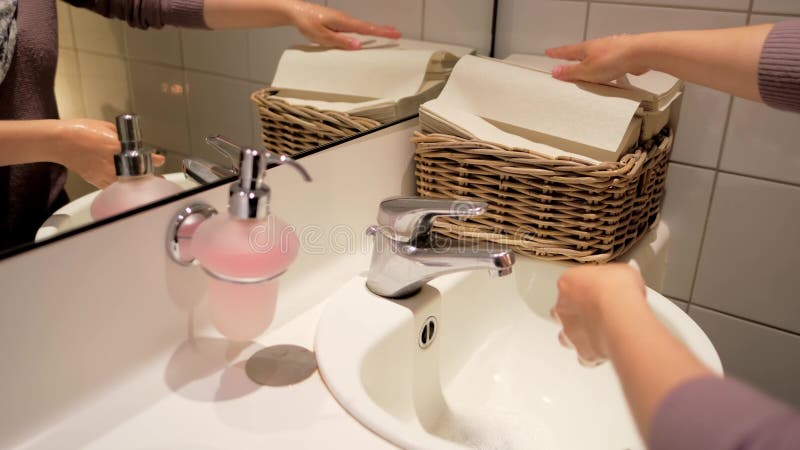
315,256,722,450
35,173,199,242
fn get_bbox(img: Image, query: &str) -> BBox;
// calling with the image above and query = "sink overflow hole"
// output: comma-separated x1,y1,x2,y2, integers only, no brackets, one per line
419,316,437,349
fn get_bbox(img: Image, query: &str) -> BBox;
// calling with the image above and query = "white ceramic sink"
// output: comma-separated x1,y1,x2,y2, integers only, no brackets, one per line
315,256,722,450
35,173,199,242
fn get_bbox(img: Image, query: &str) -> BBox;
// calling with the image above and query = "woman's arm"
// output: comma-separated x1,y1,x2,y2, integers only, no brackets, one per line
554,264,800,449
63,0,400,49
0,119,162,188
553,264,712,438
546,24,774,103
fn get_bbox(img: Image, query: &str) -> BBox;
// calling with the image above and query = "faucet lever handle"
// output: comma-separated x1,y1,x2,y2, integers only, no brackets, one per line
376,196,487,242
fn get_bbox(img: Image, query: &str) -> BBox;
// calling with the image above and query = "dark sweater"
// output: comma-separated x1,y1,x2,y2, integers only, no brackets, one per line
0,0,205,250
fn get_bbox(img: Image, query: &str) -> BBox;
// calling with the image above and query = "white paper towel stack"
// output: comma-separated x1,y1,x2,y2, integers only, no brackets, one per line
420,55,654,163
268,38,474,123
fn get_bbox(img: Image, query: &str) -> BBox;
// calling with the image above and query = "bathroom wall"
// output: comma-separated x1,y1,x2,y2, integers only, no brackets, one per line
497,0,800,407
54,0,494,198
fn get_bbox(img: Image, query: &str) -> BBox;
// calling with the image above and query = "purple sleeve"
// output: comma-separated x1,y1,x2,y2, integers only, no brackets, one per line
649,376,800,450
63,0,207,29
759,19,800,111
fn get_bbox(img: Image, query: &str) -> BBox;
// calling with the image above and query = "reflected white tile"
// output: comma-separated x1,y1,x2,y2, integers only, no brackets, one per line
181,29,249,79
661,163,715,301
693,173,800,333
55,49,86,120
423,0,493,55
71,8,125,56
57,2,74,49
606,0,748,9
668,297,688,312
327,0,423,40
587,4,746,38
249,82,266,149
721,97,800,184
495,0,587,58
248,27,306,83
78,52,132,122
186,71,255,163
126,26,182,66
671,84,731,168
753,0,800,14
129,62,191,154
689,306,800,408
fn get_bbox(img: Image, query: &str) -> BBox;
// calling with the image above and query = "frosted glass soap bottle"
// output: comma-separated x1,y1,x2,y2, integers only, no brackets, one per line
90,114,182,220
190,136,312,341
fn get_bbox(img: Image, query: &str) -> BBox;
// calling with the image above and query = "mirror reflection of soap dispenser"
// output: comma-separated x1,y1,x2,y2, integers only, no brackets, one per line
91,114,182,221
174,136,312,341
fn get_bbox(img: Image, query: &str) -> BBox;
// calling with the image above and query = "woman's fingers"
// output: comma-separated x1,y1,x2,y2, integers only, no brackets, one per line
558,330,574,349
546,44,586,61
552,63,588,82
331,15,401,39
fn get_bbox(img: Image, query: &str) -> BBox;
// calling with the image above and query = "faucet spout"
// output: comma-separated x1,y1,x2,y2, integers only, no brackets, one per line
365,197,517,299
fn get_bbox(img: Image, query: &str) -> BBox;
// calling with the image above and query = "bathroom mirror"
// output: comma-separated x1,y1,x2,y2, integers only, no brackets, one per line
0,2,497,261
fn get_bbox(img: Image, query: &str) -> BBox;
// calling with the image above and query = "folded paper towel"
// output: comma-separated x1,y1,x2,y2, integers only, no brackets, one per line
267,38,472,122
420,55,643,162
504,53,683,112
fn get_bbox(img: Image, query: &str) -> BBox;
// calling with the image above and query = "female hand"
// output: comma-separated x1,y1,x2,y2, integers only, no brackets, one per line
287,2,401,50
552,264,647,366
546,34,649,83
53,119,164,189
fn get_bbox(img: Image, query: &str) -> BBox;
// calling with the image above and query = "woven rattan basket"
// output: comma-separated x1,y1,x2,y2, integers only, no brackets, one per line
251,87,381,156
414,127,673,263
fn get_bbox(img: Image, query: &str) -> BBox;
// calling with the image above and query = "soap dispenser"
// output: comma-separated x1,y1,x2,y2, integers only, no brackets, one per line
90,114,183,220
187,136,311,342
191,136,311,284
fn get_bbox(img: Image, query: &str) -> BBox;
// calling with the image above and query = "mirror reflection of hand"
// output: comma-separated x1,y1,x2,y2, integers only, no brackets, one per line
288,2,402,50
551,264,647,367
54,119,165,189
546,34,649,83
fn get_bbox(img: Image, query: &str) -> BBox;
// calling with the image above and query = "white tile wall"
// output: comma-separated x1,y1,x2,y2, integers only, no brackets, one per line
186,71,255,160
125,26,182,67
77,52,132,122
128,62,191,155
660,163,715,301
248,27,307,84
494,0,587,58
423,0,494,56
753,0,800,15
607,0,749,9
56,1,74,49
327,0,424,40
70,7,126,56
690,305,800,408
693,173,800,333
181,29,250,79
55,50,85,120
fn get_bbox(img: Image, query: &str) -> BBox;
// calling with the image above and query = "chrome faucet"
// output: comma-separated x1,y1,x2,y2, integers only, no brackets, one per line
366,197,516,298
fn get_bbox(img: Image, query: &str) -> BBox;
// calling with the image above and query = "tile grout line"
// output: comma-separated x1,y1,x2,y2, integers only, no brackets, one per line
668,161,800,189
65,7,89,118
686,0,755,310
691,303,800,338
588,0,797,15
685,94,734,309
583,1,592,41
177,29,195,157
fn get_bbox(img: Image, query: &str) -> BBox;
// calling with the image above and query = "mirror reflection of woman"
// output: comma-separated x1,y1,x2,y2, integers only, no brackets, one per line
0,0,400,250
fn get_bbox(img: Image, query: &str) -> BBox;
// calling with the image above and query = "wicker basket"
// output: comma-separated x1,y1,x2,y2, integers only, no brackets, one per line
251,87,382,156
414,127,673,263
